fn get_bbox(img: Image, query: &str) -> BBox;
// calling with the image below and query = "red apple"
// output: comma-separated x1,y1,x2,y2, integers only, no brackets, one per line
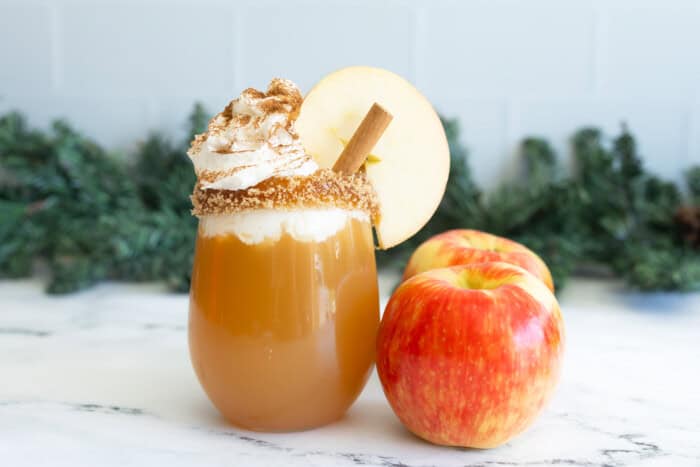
377,262,565,448
403,229,554,292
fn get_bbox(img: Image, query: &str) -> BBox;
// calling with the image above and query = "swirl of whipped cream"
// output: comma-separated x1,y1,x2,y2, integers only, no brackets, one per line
187,78,318,191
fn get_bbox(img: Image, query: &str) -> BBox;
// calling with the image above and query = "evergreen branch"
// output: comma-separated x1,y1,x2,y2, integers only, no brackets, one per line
1,107,699,294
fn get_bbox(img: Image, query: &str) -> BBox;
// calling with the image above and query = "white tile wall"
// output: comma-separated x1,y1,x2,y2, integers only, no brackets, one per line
1,0,699,188
434,98,508,184
0,94,151,150
602,6,700,99
516,98,690,182
239,2,416,92
690,101,700,175
422,1,596,99
59,2,235,97
0,2,53,95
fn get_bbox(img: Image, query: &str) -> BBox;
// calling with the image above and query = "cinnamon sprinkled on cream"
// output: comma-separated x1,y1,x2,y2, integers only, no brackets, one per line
187,79,317,191
188,79,379,220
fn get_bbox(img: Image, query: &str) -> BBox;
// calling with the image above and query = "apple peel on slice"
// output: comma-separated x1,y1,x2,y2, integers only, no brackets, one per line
296,66,450,249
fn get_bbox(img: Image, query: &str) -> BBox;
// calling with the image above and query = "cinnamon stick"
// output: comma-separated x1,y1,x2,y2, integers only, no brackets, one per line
333,103,393,175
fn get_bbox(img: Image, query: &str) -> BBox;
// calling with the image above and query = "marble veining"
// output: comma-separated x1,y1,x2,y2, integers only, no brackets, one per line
0,277,698,467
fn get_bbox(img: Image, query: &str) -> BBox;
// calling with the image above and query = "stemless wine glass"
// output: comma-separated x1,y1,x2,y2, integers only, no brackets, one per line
188,204,379,432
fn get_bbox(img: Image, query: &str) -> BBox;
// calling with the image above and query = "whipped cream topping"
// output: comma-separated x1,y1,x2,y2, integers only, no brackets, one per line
188,79,318,191
199,209,369,244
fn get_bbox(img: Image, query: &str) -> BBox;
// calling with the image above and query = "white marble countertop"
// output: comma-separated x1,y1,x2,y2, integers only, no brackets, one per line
1,276,699,467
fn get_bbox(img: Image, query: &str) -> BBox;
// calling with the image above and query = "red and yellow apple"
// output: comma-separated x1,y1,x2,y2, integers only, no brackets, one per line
403,229,554,292
377,262,565,448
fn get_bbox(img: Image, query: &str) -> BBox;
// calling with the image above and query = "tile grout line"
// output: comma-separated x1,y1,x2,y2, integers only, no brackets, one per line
233,7,244,93
144,97,159,138
412,3,426,89
685,106,696,171
590,4,608,97
48,1,63,95
502,99,522,182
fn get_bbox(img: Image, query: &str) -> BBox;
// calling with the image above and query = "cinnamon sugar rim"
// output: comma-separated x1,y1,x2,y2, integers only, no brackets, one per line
191,169,379,221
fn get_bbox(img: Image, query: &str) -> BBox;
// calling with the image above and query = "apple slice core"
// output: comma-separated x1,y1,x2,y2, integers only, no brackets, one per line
295,66,450,249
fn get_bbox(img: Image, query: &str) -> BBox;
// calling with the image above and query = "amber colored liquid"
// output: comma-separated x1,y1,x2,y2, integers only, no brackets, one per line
188,216,379,431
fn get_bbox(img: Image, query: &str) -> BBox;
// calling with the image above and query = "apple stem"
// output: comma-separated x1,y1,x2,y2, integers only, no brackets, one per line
332,103,393,175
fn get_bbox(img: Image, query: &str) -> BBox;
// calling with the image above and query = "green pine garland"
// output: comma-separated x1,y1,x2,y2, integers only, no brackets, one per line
378,119,700,291
1,107,699,294
0,105,207,293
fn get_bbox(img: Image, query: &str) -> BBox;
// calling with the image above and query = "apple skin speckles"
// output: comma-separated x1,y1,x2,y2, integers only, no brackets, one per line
376,261,564,448
404,229,554,292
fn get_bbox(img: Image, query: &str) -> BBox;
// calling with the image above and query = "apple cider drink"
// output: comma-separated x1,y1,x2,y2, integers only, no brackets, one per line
187,80,380,431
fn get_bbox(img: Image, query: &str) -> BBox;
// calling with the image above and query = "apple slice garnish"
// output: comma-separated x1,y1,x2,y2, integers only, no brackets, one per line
296,66,450,249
